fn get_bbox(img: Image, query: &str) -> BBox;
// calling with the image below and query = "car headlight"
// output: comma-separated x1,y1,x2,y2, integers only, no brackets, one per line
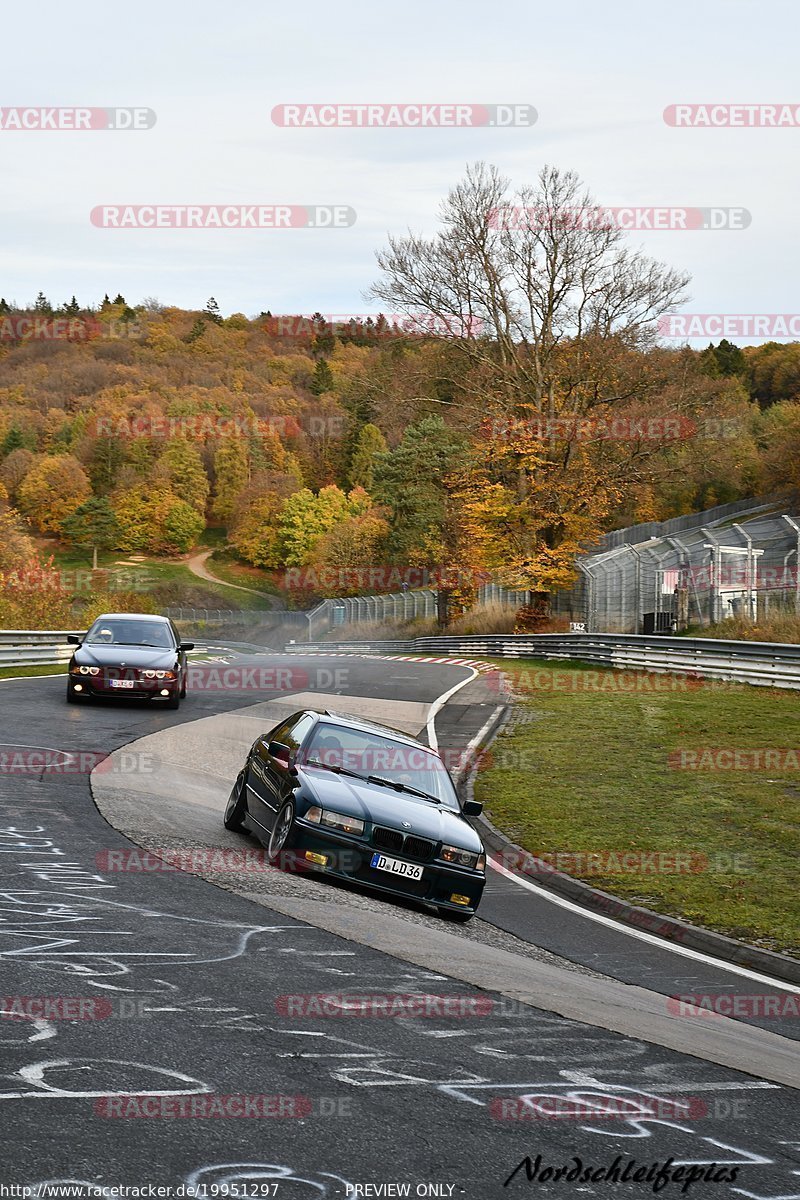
304,806,364,836
142,670,175,679
77,666,100,676
441,844,484,871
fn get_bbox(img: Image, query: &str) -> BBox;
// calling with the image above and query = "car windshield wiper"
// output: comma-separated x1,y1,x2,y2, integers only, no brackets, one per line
366,775,441,803
305,759,368,782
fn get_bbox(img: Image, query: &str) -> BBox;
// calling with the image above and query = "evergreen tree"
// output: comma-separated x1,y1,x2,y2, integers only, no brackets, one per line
311,313,336,355
348,423,388,492
64,296,80,316
372,416,467,561
34,292,52,314
113,293,126,305
101,294,111,309
62,497,121,568
309,358,334,395
186,318,206,343
0,298,11,314
88,436,127,495
204,297,223,325
0,426,25,457
699,339,746,379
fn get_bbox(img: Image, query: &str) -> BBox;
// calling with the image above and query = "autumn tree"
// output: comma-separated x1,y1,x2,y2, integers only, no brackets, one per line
278,485,371,565
155,437,210,514
17,454,91,534
744,342,800,408
756,401,800,501
212,439,250,524
228,493,285,568
0,448,36,502
112,486,203,552
0,484,35,571
306,510,390,594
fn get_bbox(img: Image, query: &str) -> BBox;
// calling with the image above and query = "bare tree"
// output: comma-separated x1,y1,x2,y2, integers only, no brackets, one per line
369,163,690,419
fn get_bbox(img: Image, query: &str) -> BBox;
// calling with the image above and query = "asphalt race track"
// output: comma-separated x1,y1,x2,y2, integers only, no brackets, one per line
1,646,798,1198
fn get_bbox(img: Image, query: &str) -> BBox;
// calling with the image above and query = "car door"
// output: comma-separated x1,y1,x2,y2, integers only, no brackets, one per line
246,714,315,832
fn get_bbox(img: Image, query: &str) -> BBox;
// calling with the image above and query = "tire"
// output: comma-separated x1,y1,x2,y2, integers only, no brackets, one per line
437,906,474,924
267,801,297,865
223,772,248,831
165,692,181,710
179,672,187,700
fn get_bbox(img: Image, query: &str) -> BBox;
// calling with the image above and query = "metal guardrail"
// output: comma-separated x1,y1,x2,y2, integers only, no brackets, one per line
284,632,800,690
162,607,307,626
0,630,82,668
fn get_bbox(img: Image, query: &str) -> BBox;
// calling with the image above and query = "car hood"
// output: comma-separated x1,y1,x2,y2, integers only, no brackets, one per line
299,767,482,853
73,645,178,669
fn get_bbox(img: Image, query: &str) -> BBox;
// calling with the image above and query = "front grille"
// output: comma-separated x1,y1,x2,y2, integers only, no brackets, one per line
403,835,435,861
372,826,403,853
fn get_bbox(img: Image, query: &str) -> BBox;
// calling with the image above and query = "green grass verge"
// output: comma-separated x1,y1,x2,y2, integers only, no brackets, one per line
204,551,282,606
475,657,799,956
37,541,275,611
0,663,68,679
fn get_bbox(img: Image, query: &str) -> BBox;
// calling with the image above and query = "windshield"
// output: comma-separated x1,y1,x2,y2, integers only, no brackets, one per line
84,619,175,648
301,723,459,809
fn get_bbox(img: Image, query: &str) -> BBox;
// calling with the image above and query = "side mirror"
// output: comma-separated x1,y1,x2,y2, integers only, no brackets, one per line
268,740,292,768
67,634,82,645
462,799,483,817
179,642,195,652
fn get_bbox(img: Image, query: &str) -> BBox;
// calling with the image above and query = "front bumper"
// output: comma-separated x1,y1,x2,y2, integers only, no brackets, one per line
288,821,485,913
69,672,179,700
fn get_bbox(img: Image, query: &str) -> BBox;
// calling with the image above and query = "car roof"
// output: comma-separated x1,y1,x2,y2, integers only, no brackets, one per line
90,613,171,622
306,708,440,754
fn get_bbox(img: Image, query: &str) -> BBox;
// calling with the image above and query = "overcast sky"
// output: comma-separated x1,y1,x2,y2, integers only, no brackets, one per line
1,0,797,344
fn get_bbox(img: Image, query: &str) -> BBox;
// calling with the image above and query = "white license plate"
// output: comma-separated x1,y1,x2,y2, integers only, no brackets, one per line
110,679,135,688
370,853,423,881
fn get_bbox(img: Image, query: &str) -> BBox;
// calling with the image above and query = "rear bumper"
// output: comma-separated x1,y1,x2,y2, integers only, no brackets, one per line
289,821,485,913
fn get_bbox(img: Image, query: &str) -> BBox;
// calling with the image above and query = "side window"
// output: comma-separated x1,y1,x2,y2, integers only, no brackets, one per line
270,714,315,751
284,714,315,751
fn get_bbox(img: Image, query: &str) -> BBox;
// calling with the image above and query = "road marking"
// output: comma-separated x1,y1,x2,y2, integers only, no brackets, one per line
433,696,800,995
425,668,479,749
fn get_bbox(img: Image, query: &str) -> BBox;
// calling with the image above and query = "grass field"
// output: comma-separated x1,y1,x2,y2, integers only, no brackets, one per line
475,658,799,955
39,542,276,611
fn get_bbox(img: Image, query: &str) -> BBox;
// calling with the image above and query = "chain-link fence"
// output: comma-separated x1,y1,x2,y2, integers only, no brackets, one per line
551,500,800,632
305,583,528,640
